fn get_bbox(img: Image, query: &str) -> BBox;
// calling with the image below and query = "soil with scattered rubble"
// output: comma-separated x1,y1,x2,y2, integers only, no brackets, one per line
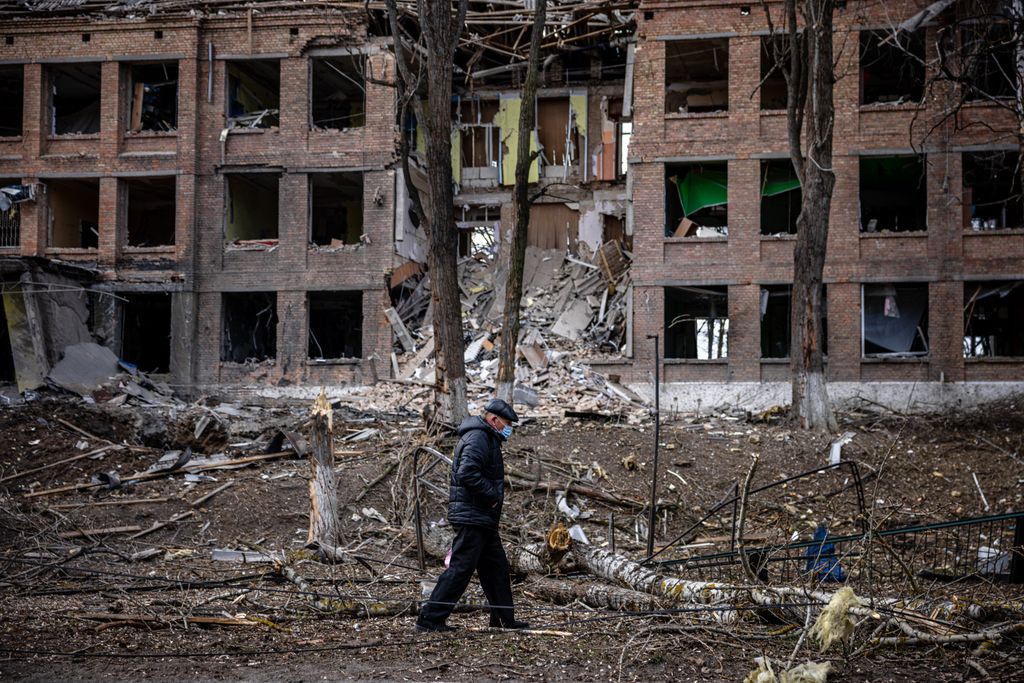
1,392,1022,682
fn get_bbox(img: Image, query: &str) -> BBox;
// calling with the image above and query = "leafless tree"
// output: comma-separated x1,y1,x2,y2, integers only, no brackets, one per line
764,0,839,431
386,0,470,422
495,0,548,403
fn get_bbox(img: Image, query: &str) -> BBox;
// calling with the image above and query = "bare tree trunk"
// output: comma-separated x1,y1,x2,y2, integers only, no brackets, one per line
527,577,665,612
307,391,339,549
422,0,469,423
782,0,837,432
495,0,547,403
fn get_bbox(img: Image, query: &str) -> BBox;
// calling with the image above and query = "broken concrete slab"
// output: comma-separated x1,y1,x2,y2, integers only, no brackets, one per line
551,299,594,341
2,291,46,392
46,342,120,397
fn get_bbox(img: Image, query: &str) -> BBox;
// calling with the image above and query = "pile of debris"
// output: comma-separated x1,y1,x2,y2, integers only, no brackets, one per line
385,240,646,420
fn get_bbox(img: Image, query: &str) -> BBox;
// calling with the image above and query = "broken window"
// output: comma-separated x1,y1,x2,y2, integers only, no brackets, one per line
962,150,1023,229
760,285,828,358
665,38,729,114
665,286,729,360
760,159,801,235
860,30,924,105
119,292,171,374
457,98,500,171
125,176,175,247
665,162,728,237
225,173,279,243
0,65,23,136
457,205,499,257
47,178,99,248
127,62,178,132
961,22,1017,101
221,291,277,363
537,97,580,168
964,281,1024,357
862,283,929,357
308,291,362,360
310,172,363,247
1,178,25,248
760,36,787,110
859,155,927,233
49,63,101,135
311,55,365,130
226,60,280,129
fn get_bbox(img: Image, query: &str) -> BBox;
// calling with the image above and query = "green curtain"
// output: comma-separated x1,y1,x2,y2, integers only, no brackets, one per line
674,170,728,216
674,167,801,216
761,166,801,197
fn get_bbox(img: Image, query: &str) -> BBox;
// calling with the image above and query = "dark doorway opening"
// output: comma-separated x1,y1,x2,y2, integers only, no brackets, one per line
308,291,362,360
120,292,171,374
221,292,277,363
0,298,16,382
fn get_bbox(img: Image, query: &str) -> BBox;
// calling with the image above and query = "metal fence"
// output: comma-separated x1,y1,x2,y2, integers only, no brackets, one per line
0,209,19,248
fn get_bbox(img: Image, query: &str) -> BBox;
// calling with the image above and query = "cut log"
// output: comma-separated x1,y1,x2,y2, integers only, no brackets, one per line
307,390,340,550
526,577,665,612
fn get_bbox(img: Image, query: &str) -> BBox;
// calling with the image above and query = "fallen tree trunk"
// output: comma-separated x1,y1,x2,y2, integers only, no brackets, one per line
525,577,666,613
421,521,577,575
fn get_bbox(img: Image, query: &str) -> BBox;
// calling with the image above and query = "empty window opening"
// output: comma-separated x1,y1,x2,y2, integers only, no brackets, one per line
964,281,1024,357
311,55,365,130
962,150,1023,229
457,98,500,170
760,285,828,358
666,162,728,237
308,291,362,360
760,36,787,110
961,23,1016,101
47,178,99,249
537,97,580,168
859,156,927,232
221,292,277,363
761,159,801,235
49,63,101,135
862,283,929,357
126,176,175,247
119,292,171,374
860,30,924,105
310,172,363,247
457,206,499,258
225,173,279,243
226,60,280,128
127,62,178,132
1,179,28,248
665,38,729,114
665,286,729,359
0,65,23,136
0,298,16,382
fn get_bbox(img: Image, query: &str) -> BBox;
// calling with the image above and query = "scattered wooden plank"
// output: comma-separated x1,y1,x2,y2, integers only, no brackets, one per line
77,612,256,628
49,496,171,510
190,481,234,508
129,510,195,540
0,446,118,485
57,525,143,539
384,307,415,352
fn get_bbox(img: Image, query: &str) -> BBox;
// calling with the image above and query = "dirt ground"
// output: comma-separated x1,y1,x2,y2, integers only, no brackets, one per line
1,393,1022,681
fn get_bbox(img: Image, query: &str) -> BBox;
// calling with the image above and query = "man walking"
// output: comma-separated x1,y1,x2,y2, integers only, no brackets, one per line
415,398,529,632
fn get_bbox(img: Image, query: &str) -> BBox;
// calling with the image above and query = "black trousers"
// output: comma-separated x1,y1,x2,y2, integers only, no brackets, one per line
417,524,516,627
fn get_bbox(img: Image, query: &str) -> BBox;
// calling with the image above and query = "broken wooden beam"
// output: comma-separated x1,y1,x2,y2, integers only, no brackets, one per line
57,525,143,539
384,306,416,352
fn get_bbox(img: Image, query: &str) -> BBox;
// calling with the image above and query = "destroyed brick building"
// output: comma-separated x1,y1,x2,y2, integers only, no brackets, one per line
1,0,1022,410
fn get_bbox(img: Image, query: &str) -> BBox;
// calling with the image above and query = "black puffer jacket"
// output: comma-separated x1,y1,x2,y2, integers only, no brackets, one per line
447,416,506,528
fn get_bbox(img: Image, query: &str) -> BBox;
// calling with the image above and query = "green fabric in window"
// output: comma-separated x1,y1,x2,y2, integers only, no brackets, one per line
674,169,728,216
761,165,801,197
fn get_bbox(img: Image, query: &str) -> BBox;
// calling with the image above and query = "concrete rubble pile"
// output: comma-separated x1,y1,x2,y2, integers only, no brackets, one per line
383,240,649,421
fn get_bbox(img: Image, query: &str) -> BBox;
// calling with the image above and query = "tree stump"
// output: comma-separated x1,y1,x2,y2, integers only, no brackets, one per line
307,389,339,552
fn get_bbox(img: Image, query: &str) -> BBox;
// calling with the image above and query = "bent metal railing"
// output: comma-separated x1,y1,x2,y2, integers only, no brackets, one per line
413,445,452,571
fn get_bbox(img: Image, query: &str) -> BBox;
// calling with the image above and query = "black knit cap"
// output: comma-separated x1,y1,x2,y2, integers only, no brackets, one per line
484,398,519,424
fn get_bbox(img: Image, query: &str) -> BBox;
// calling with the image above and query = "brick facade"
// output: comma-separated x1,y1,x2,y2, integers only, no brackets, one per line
628,0,1024,386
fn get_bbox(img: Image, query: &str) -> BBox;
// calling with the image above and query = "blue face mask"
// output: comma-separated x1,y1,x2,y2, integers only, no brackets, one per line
500,424,513,439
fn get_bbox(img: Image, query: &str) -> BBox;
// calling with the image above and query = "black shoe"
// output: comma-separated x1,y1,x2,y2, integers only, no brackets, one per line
490,619,530,630
414,621,458,633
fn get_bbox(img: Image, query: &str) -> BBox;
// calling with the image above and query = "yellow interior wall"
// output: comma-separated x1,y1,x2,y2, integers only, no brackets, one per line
49,182,99,248
494,95,539,185
226,176,279,240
